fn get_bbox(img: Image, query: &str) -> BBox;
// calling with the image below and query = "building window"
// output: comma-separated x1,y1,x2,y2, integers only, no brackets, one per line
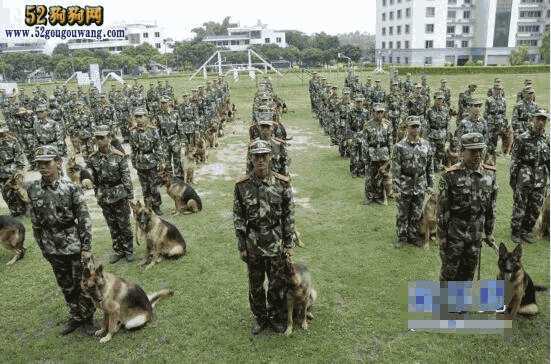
397,25,402,35
425,57,433,65
405,24,410,34
389,26,393,35
276,37,282,43
463,10,470,19
244,40,250,44
426,24,434,33
518,25,541,33
389,41,393,49
447,25,455,34
448,10,456,18
462,40,469,47
397,9,402,19
425,40,433,48
382,56,386,63
405,56,409,64
143,32,149,38
382,27,386,35
448,0,457,4
382,41,386,49
446,40,455,48
464,0,471,3
462,25,470,33
154,32,160,38
398,0,402,3
383,0,387,5
230,40,239,45
390,0,394,4
519,11,542,18
382,12,386,21
406,8,411,17
389,56,393,64
222,41,229,45
397,41,401,49
389,11,394,20
426,7,435,17
396,56,401,64
517,39,539,46
265,38,270,43
155,43,161,49
405,40,410,48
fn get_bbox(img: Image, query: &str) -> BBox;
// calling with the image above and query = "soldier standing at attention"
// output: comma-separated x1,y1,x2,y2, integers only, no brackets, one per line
426,92,450,172
511,86,539,140
156,96,184,177
392,116,433,248
27,145,95,335
438,133,498,282
510,110,550,244
33,104,67,157
0,123,27,216
86,125,135,263
233,139,295,336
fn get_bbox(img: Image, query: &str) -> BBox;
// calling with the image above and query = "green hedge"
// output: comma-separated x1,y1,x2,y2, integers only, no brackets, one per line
304,64,549,75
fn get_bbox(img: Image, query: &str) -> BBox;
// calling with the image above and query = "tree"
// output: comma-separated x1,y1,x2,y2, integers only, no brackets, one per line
284,30,311,50
337,44,362,62
311,32,340,51
509,45,529,65
300,48,324,67
173,41,217,67
540,25,549,64
191,16,236,41
54,58,72,79
52,43,70,57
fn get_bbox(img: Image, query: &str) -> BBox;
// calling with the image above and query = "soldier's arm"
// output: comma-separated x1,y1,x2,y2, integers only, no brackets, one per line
27,186,44,250
509,138,522,188
71,185,92,252
391,144,401,193
232,184,247,252
14,140,25,171
281,181,296,250
436,174,450,242
120,155,134,200
511,105,520,134
280,144,290,176
426,146,434,188
85,159,99,196
485,176,498,238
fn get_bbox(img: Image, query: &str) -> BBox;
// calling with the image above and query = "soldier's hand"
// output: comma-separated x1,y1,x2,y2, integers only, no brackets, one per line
484,235,498,253
283,247,294,257
81,250,92,263
239,250,247,263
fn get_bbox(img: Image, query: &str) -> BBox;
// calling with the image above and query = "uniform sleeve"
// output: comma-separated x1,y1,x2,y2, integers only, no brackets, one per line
14,140,26,170
436,174,450,241
426,146,434,188
85,158,99,196
72,185,92,251
233,184,247,251
485,175,498,237
120,155,134,200
27,186,44,251
391,144,401,194
509,137,522,188
511,105,521,135
281,182,296,249
280,144,289,176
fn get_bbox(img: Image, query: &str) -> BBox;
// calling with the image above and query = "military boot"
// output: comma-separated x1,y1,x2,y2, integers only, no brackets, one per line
60,318,82,336
251,319,268,336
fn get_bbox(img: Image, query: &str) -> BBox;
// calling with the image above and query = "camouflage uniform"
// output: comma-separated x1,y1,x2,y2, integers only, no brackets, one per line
86,127,134,257
392,118,434,245
128,108,164,212
156,102,184,177
453,100,488,151
439,80,451,108
27,146,95,324
33,105,66,157
362,107,393,204
0,130,27,216
233,140,295,328
349,100,369,177
511,88,539,139
426,95,450,171
14,107,36,167
509,113,550,241
246,125,289,176
457,85,477,120
438,134,497,282
483,91,507,161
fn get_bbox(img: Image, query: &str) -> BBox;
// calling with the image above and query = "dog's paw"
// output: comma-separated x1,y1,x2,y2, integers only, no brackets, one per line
301,321,309,330
99,334,112,343
94,328,105,337
283,326,293,336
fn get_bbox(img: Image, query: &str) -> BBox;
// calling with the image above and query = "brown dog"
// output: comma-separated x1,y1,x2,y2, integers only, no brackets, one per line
283,260,317,336
535,192,550,239
66,156,94,189
378,161,393,201
0,215,26,265
194,135,208,164
419,191,438,248
81,263,173,343
159,170,202,214
129,200,187,270
500,127,513,155
207,126,219,148
181,145,196,184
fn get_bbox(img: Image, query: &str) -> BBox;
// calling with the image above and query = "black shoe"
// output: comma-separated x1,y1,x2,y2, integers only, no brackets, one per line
125,253,135,262
251,320,268,336
522,233,535,244
79,318,97,336
109,253,125,264
270,321,287,334
153,207,163,216
60,319,82,336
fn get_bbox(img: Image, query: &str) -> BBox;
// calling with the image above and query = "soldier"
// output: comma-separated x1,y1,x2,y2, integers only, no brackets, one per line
362,104,393,205
516,79,533,102
483,83,507,165
179,93,196,145
426,92,450,172
511,86,539,139
439,79,451,108
406,84,428,134
386,80,404,143
27,145,95,335
370,80,386,105
14,107,37,168
73,101,96,159
87,125,135,263
420,75,431,109
337,89,352,157
233,139,295,335
156,97,184,177
349,96,369,177
457,84,477,120
0,123,27,216
246,120,289,176
453,99,487,151
510,110,550,244
128,107,164,215
33,104,66,157
438,133,498,282
392,116,433,248
402,73,413,95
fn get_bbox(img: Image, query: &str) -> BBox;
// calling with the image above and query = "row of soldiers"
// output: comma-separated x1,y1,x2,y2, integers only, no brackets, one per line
310,70,549,285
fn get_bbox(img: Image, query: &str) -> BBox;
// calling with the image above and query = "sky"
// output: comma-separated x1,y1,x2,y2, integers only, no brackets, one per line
1,0,377,48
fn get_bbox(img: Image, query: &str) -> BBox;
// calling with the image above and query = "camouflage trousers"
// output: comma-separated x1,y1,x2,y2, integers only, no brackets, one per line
137,167,162,209
246,252,289,325
396,193,424,243
44,253,95,322
511,186,546,237
486,123,501,158
162,141,183,177
439,239,480,282
99,199,133,255
0,177,27,216
364,160,388,202
349,140,364,177
429,138,446,172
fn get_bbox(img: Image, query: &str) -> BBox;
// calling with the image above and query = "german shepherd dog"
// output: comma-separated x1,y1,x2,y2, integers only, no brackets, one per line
377,161,393,201
497,243,547,318
419,191,438,248
159,170,202,214
207,125,219,148
283,260,317,336
129,200,187,270
4,172,30,215
535,191,550,240
181,144,196,184
0,215,25,265
81,263,173,343
194,134,208,164
500,127,513,155
66,156,94,189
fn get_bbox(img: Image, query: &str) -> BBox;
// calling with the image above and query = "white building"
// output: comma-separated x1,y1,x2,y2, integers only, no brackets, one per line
68,23,174,54
0,39,46,54
376,0,550,66
203,20,287,51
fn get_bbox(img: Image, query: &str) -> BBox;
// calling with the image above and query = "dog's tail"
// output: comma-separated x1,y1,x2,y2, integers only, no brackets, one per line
534,284,547,292
148,289,174,308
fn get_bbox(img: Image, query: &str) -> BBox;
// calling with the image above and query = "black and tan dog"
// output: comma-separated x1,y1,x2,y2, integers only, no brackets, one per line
129,200,187,270
0,215,25,265
81,263,173,343
283,260,317,336
419,191,438,248
159,170,202,215
66,156,94,189
497,243,546,318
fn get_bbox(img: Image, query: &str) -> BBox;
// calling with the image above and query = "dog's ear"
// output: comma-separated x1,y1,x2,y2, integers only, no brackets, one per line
96,264,103,276
512,243,522,259
498,242,508,257
83,266,91,279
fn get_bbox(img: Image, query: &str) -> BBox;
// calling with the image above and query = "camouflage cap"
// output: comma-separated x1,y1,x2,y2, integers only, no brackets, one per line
441,78,447,83
468,83,477,88
406,115,421,126
258,119,273,126
160,96,170,103
0,123,9,133
524,79,533,85
249,139,272,155
524,86,535,94
468,98,483,106
434,92,445,99
34,145,60,161
533,109,549,120
93,124,111,136
373,103,385,111
16,107,28,115
35,104,47,112
354,95,365,101
134,107,146,116
461,133,485,150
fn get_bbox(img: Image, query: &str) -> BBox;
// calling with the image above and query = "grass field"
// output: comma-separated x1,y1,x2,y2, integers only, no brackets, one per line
0,71,549,363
